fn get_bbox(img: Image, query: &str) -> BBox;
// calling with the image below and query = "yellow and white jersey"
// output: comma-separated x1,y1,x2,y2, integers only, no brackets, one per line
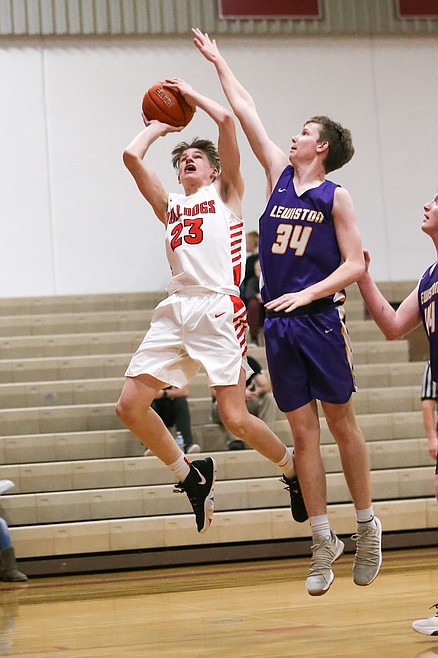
165,183,244,296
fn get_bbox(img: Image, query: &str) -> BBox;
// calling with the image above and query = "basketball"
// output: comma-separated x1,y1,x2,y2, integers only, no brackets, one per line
142,83,195,127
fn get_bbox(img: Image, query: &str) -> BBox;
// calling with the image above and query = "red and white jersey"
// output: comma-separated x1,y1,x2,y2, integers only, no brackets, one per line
165,183,245,296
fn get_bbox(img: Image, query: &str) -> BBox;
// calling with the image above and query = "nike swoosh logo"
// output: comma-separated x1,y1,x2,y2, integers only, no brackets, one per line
278,188,287,192
324,328,333,333
215,312,226,318
193,466,206,486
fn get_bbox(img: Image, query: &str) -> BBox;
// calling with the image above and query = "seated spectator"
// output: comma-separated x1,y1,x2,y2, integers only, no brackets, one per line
245,258,265,345
211,355,278,450
240,230,259,304
0,480,27,582
146,386,201,455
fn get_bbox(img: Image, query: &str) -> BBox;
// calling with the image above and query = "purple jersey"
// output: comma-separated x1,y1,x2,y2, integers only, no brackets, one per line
418,262,438,383
259,165,355,411
258,165,344,305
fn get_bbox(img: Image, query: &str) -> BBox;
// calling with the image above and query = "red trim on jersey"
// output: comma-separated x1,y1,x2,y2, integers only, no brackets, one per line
233,264,242,286
231,296,244,311
229,222,244,288
230,294,248,356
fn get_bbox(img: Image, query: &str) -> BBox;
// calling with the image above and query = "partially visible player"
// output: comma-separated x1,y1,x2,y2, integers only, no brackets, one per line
421,360,438,464
412,603,438,636
354,192,438,634
193,28,381,596
358,193,438,382
116,77,306,535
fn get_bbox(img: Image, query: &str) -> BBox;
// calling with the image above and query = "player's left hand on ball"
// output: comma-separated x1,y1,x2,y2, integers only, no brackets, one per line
141,114,183,134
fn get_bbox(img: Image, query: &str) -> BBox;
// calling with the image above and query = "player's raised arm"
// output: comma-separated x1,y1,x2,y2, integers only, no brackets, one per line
192,28,287,192
123,120,181,224
164,78,244,214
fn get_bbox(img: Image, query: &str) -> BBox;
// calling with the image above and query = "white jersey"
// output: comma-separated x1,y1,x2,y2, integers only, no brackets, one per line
165,183,245,296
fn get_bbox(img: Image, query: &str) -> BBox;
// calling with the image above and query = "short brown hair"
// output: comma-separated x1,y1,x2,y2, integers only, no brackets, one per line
305,116,354,174
171,138,221,173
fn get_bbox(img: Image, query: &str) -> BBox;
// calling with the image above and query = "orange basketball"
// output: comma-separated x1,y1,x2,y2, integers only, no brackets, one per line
142,83,195,128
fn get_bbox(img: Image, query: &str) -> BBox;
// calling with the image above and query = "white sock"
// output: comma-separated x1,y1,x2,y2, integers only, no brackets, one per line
356,506,376,528
168,452,190,483
277,446,295,480
310,514,331,540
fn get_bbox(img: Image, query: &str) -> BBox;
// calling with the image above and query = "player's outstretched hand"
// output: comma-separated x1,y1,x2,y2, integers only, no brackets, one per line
192,27,220,62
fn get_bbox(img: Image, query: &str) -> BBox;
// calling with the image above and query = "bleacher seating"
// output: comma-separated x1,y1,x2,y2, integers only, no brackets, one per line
0,283,437,574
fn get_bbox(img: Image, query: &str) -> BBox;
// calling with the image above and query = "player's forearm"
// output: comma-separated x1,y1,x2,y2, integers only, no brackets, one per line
357,272,401,339
304,259,365,307
210,54,257,119
188,89,233,127
422,401,437,439
424,423,437,440
123,124,164,163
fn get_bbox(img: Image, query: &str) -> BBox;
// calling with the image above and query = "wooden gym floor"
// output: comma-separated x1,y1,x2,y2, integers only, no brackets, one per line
0,547,437,657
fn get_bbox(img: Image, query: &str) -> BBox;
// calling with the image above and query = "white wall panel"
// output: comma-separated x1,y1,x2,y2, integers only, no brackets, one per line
371,39,438,279
1,35,437,297
0,46,55,296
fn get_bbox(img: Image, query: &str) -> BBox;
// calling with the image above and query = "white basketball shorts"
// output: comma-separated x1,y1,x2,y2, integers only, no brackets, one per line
124,291,252,388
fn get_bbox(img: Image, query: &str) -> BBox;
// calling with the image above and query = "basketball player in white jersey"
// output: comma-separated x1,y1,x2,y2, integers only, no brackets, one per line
116,78,306,534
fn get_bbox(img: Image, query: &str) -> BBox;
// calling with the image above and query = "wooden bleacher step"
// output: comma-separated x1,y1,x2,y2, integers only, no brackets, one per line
0,285,433,571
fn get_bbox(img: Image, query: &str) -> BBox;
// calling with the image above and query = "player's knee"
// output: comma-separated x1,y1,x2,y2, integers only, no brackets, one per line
115,395,135,425
326,413,359,443
221,410,248,437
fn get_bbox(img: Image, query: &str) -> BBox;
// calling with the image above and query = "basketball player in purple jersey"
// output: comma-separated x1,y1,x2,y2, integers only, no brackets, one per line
193,28,382,596
356,192,438,635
